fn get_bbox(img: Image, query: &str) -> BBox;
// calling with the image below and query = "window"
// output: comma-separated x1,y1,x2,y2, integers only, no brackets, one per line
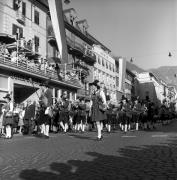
12,24,23,39
109,63,112,71
34,10,39,25
34,36,40,52
22,2,26,16
98,56,101,64
13,0,20,10
102,58,105,67
113,65,115,72
106,61,108,69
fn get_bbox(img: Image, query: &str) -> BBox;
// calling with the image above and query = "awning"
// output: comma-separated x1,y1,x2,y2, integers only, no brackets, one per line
0,33,16,44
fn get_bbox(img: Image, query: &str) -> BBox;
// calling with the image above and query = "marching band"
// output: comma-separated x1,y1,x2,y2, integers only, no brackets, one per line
0,80,177,140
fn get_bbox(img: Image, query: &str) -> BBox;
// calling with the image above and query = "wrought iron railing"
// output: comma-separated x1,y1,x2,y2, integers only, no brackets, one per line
0,54,80,87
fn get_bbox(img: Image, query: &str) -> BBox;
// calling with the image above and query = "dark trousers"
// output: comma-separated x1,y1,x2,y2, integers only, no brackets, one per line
24,119,32,135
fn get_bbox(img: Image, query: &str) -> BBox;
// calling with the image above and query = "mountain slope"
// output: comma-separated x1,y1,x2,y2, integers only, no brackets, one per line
149,66,177,86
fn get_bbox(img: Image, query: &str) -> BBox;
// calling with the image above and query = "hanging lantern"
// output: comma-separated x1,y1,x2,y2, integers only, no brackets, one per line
64,0,70,4
168,52,172,57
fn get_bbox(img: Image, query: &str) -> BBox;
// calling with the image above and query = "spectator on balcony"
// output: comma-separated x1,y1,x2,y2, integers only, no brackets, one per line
44,61,49,73
11,50,17,63
0,43,10,57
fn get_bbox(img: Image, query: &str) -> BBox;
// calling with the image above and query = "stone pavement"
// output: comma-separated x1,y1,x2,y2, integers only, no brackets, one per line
1,121,177,180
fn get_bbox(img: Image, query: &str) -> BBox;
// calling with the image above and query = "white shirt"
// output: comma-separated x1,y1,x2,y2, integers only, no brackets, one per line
99,90,106,105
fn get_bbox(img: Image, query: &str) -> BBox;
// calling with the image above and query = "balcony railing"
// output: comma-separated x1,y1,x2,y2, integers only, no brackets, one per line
0,54,81,88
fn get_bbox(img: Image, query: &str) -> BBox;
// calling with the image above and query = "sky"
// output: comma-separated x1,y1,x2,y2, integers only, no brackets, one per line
63,0,177,70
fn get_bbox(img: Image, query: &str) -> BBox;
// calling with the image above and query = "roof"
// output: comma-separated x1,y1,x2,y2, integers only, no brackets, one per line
86,32,111,52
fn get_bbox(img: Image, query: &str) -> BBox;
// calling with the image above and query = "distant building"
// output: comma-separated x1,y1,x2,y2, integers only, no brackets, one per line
136,72,169,105
114,57,136,101
92,45,116,101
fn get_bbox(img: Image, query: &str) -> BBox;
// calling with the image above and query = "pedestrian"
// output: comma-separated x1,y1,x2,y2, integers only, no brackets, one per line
2,93,13,139
23,100,35,135
77,97,87,133
132,98,142,131
89,80,107,141
18,104,25,134
58,91,70,133
39,84,53,138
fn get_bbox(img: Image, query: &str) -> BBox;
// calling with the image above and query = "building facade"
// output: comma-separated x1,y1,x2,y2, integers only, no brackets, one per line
0,0,81,104
114,57,136,101
92,45,116,102
136,72,169,105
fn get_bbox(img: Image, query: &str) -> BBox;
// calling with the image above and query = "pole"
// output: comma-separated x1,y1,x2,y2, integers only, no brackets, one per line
16,28,20,66
64,63,66,79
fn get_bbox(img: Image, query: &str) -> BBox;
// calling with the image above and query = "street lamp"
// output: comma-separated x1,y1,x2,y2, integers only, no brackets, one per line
168,52,172,57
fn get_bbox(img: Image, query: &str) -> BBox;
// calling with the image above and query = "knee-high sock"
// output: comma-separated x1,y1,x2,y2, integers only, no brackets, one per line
136,123,139,130
41,124,45,134
82,124,85,132
108,124,111,132
96,122,101,138
60,122,64,130
6,125,11,137
45,125,49,136
124,124,127,132
64,123,68,132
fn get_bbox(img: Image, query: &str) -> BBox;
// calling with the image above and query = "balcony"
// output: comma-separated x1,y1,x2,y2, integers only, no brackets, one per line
83,48,96,64
66,36,85,57
0,54,81,89
16,11,25,25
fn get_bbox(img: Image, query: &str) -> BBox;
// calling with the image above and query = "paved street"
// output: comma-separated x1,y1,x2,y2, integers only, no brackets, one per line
1,122,177,180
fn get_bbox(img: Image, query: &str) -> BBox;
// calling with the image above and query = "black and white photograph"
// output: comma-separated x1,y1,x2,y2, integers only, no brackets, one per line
0,0,177,179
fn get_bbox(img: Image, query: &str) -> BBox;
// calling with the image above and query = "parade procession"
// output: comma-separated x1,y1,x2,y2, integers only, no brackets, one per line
2,1,177,179
0,0,177,142
0,79,177,140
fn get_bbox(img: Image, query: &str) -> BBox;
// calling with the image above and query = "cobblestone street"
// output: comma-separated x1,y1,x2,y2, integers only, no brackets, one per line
0,121,177,180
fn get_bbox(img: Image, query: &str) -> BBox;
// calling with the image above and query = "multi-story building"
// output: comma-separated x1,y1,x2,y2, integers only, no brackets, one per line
0,0,81,103
136,72,168,105
114,57,136,101
92,45,116,101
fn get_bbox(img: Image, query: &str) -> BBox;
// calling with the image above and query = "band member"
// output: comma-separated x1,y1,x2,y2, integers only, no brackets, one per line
77,97,87,132
140,101,148,130
89,80,107,140
2,93,13,139
132,98,142,131
40,84,53,138
119,96,132,133
58,91,70,133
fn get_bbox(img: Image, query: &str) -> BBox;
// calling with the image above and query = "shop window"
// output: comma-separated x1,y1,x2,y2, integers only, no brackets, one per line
34,10,39,25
